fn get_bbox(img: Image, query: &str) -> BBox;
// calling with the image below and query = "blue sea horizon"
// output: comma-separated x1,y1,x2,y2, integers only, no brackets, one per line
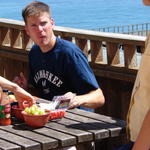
0,0,149,30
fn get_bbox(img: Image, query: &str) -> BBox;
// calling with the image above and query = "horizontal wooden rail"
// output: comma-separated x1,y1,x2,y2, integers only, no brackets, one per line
0,18,146,82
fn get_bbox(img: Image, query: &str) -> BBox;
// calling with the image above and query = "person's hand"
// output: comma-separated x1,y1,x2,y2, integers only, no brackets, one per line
64,92,80,109
13,72,27,89
14,84,36,109
68,98,79,109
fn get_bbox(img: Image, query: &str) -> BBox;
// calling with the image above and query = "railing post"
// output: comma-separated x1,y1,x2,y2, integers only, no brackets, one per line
21,30,33,50
9,28,21,49
124,44,137,69
106,42,120,66
90,40,103,63
0,27,10,46
75,38,88,56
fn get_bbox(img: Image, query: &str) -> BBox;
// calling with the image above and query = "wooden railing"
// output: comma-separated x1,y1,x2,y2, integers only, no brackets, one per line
0,18,147,120
0,18,146,81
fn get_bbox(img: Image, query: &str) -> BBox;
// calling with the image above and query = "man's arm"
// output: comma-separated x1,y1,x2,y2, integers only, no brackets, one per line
69,88,105,109
132,109,150,150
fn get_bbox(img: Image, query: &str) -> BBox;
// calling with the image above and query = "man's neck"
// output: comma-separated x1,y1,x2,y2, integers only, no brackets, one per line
41,36,56,53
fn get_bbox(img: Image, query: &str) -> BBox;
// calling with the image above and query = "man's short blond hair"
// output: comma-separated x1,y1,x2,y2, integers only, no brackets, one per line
22,1,51,24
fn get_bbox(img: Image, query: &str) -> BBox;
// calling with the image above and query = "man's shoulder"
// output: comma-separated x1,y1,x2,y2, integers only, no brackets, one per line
57,38,83,55
57,38,74,47
29,45,41,57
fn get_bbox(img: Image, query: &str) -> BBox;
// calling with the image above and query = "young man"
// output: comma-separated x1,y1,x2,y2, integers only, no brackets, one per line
0,76,34,104
18,1,105,110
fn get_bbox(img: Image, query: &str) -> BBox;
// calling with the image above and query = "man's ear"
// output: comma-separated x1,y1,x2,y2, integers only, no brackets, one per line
50,18,55,26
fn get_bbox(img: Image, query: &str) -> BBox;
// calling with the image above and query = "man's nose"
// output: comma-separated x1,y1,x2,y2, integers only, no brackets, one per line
37,25,43,31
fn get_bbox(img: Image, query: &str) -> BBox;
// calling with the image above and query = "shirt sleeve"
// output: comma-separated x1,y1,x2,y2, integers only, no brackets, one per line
65,49,99,95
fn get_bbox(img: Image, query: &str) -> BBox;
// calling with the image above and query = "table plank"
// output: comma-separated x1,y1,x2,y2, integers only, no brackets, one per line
11,118,76,148
0,130,40,150
0,139,21,150
68,108,126,127
0,124,58,150
65,111,124,137
53,117,109,140
30,126,77,148
45,121,93,143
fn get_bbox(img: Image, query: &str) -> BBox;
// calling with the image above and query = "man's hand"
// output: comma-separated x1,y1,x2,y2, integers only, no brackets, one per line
68,89,105,109
63,92,79,109
68,96,81,109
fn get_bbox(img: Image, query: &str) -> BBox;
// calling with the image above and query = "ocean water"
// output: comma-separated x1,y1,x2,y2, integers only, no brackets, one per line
0,0,150,30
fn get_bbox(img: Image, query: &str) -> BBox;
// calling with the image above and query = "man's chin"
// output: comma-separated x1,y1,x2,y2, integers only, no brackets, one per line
38,41,48,47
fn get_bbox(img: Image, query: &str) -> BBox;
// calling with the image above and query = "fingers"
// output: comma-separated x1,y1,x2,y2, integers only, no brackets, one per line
68,96,80,109
17,95,36,109
30,96,36,104
64,92,77,109
68,101,78,109
64,92,76,99
24,94,36,105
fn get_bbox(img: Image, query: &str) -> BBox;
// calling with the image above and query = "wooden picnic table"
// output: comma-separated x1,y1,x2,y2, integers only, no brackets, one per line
0,100,126,150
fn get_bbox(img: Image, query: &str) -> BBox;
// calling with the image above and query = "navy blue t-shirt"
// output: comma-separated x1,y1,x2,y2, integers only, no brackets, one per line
29,37,99,100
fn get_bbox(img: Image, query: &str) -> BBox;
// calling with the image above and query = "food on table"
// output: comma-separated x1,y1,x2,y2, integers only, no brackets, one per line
22,104,50,127
49,109,65,120
24,104,47,115
38,102,66,120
